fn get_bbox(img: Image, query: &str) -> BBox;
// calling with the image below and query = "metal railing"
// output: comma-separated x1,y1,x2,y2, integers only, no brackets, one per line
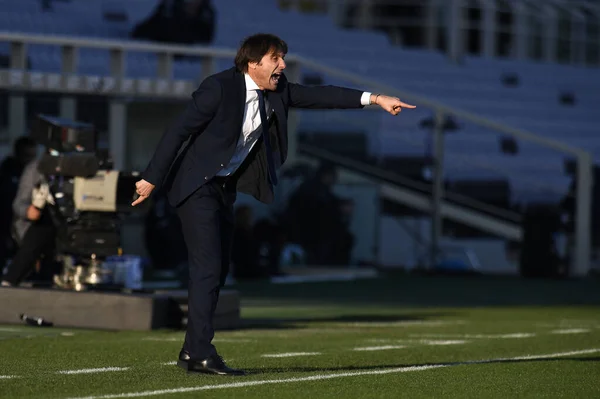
0,31,593,276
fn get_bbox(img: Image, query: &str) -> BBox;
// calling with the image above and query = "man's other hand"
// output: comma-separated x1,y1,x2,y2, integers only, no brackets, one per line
132,179,156,206
373,94,416,116
26,205,41,221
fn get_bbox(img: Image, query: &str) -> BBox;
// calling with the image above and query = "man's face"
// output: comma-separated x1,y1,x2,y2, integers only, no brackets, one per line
248,49,286,91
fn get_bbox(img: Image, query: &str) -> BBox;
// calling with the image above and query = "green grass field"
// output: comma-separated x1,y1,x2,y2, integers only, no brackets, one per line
1,275,600,398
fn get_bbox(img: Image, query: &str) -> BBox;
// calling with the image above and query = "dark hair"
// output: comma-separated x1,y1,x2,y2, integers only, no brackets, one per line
234,33,288,73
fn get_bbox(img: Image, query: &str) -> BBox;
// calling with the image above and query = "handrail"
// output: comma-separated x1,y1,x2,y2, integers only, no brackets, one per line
0,31,239,58
298,143,524,241
298,142,522,223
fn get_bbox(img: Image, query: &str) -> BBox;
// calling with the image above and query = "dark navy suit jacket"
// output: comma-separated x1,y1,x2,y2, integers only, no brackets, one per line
142,66,365,206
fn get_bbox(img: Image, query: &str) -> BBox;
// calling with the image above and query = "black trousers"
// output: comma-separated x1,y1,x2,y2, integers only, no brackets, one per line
176,177,237,359
0,230,12,272
2,223,56,285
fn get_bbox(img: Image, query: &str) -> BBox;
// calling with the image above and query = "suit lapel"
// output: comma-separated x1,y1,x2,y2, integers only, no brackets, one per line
267,91,288,164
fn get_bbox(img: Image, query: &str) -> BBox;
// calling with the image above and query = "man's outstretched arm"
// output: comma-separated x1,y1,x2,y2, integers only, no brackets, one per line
285,77,415,115
286,80,365,109
133,76,222,206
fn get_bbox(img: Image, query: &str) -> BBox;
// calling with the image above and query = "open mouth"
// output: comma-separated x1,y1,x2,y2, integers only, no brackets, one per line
271,72,281,84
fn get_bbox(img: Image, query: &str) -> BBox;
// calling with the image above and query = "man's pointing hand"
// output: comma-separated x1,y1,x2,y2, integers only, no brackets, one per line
372,94,416,116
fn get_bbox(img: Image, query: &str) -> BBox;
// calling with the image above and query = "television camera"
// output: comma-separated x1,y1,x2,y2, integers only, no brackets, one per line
31,114,144,291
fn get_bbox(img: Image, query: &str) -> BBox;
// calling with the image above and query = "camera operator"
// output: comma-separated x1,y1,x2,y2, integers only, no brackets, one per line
1,159,57,287
0,136,37,270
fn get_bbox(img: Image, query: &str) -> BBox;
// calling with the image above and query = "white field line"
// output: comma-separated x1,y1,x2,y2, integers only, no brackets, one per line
539,324,600,330
57,367,130,375
352,345,406,351
367,339,467,346
261,352,321,358
411,333,536,339
67,348,600,399
419,340,467,345
0,327,26,332
0,375,19,379
477,349,600,362
559,319,600,325
162,361,178,366
341,320,467,328
550,329,591,335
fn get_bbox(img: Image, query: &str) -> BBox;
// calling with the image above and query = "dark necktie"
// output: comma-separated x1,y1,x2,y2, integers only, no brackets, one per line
256,90,278,186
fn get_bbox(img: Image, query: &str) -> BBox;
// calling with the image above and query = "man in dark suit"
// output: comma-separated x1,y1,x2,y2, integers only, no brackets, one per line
131,33,415,376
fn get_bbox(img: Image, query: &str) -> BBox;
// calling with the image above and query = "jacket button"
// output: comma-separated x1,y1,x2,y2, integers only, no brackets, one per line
204,176,208,180
220,164,224,167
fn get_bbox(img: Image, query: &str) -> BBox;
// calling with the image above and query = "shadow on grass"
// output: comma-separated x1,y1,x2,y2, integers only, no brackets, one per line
230,312,456,331
233,274,600,307
241,356,600,375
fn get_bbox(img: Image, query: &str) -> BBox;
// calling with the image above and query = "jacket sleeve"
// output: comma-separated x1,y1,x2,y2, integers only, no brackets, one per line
142,76,222,186
12,160,40,220
284,75,365,109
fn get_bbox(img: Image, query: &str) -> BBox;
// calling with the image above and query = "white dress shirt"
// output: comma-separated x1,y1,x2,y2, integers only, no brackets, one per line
217,73,372,177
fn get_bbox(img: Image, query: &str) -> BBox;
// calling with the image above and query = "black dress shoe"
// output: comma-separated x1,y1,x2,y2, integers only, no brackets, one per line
177,349,191,371
187,354,245,376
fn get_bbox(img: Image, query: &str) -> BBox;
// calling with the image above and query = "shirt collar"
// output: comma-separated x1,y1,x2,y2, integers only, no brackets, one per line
244,73,260,92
